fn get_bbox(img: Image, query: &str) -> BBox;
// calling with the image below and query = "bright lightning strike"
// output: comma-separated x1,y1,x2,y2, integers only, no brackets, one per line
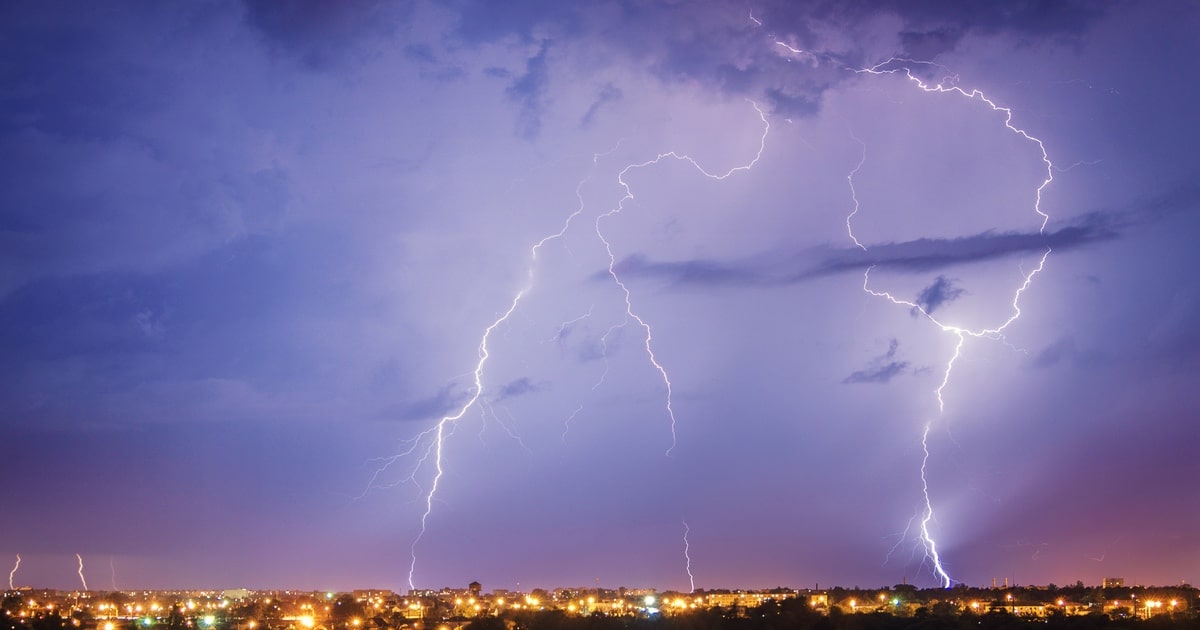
846,58,1056,586
8,554,19,590
682,520,695,593
918,425,951,588
402,289,527,591
76,553,88,591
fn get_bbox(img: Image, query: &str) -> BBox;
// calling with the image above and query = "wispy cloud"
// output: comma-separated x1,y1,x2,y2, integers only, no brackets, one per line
843,339,909,384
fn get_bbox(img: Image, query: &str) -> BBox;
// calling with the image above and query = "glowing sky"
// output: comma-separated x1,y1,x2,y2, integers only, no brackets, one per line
2,1,1198,592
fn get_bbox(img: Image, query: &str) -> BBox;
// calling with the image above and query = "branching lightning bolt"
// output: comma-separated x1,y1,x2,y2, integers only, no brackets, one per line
681,520,695,593
844,58,1056,587
370,111,768,588
8,554,19,590
75,553,88,591
401,280,531,590
594,101,770,456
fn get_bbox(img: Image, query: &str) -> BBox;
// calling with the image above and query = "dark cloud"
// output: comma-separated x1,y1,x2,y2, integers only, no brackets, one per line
505,42,551,139
241,0,402,69
609,253,757,286
439,0,1113,132
496,377,541,401
453,0,580,45
383,383,471,423
904,0,1107,38
603,219,1114,289
914,275,965,315
843,339,908,384
807,221,1111,278
404,43,437,63
580,84,623,127
899,27,964,60
1035,336,1093,369
767,0,1108,45
764,87,820,118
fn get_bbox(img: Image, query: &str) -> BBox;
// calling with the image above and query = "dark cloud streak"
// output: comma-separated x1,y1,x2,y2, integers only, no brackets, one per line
843,339,909,384
605,219,1116,289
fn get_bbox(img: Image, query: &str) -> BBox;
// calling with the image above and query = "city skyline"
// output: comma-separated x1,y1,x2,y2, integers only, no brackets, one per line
2,1,1198,592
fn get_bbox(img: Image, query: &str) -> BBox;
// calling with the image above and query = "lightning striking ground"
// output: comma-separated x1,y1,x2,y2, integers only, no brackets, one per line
918,425,951,588
75,553,88,591
845,58,1056,585
682,520,695,593
8,554,18,590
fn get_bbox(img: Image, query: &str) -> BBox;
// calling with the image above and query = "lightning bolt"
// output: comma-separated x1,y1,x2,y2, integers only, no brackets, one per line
361,149,607,589
843,58,1055,586
369,104,770,589
8,554,19,590
594,100,769,456
76,553,88,592
857,58,1053,233
544,306,594,344
844,134,868,252
109,556,118,591
918,425,951,587
681,520,695,593
560,404,584,443
402,289,528,590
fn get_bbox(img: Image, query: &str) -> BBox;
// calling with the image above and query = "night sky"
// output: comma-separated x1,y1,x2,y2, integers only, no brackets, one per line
2,1,1198,593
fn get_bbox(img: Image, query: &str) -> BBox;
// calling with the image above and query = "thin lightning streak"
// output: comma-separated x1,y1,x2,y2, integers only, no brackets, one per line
883,514,918,566
545,306,594,344
561,404,584,443
8,554,19,590
75,553,88,591
109,556,117,591
592,320,626,391
488,404,532,453
681,520,695,593
845,134,868,252
595,101,770,456
918,425,951,588
1054,159,1101,173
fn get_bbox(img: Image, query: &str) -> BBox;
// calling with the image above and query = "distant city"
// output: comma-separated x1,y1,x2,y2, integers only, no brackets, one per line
4,577,1196,630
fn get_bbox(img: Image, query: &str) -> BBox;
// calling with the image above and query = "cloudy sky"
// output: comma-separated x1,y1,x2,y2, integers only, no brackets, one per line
2,1,1198,593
